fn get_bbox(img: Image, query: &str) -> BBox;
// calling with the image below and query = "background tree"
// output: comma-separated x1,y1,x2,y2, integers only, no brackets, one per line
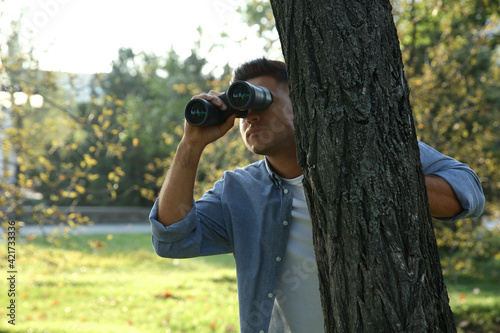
0,15,92,240
271,0,456,331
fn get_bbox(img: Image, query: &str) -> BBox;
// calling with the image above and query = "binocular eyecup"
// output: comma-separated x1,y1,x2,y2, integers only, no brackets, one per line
185,81,273,127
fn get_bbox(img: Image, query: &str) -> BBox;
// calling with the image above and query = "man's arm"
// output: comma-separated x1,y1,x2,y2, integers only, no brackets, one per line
425,174,462,219
419,141,485,221
157,140,204,226
157,92,235,226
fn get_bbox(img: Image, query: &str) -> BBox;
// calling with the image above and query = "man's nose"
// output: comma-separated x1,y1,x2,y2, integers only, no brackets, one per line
244,109,261,124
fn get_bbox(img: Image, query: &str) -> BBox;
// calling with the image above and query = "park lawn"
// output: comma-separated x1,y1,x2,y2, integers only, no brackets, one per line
1,233,239,333
1,232,499,332
446,272,500,332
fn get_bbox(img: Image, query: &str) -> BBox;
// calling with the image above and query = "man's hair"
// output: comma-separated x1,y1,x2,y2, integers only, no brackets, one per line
232,58,288,85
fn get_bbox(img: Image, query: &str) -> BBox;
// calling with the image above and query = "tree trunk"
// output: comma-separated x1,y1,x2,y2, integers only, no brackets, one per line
270,0,456,331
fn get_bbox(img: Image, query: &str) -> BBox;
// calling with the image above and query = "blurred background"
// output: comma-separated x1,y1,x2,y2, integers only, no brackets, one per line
0,0,499,332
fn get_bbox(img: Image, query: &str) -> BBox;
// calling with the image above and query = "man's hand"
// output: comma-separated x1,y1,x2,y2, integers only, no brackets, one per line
183,91,236,149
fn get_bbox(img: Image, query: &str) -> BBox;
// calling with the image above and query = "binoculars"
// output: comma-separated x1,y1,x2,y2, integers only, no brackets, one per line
184,81,273,126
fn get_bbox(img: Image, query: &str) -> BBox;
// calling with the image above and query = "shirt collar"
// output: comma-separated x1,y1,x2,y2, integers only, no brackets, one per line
264,157,283,187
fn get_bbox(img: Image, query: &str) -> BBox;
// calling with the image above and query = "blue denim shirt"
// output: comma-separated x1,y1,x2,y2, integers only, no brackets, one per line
149,141,485,333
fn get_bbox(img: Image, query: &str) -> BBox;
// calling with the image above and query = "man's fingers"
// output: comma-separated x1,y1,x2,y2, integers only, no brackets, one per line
191,92,227,110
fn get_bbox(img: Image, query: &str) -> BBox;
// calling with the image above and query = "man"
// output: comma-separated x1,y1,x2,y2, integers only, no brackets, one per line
150,58,485,333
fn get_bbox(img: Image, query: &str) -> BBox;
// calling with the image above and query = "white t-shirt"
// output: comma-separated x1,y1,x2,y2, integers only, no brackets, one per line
273,175,325,333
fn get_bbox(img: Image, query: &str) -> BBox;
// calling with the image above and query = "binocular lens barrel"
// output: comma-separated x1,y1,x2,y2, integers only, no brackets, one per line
187,100,209,124
184,81,273,127
185,99,228,127
227,81,273,110
228,84,251,109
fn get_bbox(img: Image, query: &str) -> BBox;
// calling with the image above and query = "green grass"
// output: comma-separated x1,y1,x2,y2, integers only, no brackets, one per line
1,232,499,332
0,233,239,333
446,274,500,333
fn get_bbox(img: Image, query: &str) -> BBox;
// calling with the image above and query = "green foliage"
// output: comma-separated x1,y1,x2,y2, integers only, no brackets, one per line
240,0,279,54
436,219,500,278
1,16,94,236
394,0,500,208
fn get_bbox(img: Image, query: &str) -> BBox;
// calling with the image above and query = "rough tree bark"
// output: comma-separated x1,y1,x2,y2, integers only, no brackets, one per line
270,0,456,332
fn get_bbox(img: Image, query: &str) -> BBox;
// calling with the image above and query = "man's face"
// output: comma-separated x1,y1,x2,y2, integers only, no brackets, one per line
239,75,296,158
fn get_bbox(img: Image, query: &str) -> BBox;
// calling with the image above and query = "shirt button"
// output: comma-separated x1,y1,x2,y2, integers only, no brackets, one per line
283,220,289,226
283,188,289,194
276,256,281,262
267,293,273,298
259,330,265,333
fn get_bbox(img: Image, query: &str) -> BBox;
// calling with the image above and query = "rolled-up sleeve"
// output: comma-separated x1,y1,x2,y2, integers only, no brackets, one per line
418,141,485,221
149,198,204,258
149,177,233,258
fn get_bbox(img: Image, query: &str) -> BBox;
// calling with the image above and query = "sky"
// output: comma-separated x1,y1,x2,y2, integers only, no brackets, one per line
2,0,278,74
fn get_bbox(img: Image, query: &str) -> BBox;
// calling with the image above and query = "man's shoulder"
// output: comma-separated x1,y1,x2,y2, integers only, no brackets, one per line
210,159,271,195
225,159,268,179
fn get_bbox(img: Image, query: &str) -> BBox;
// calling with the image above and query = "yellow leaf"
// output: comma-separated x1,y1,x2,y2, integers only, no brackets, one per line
40,172,49,183
26,234,37,242
75,184,85,194
115,166,125,176
83,154,98,167
88,174,99,181
102,120,111,130
62,191,77,199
